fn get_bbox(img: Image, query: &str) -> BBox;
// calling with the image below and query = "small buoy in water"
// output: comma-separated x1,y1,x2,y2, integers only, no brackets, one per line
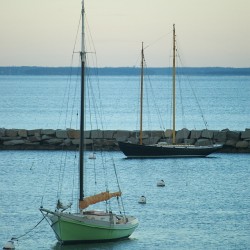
157,179,165,187
138,195,146,204
89,153,96,159
3,240,15,250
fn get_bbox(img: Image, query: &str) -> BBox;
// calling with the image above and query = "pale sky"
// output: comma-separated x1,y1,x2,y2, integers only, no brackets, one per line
0,0,250,67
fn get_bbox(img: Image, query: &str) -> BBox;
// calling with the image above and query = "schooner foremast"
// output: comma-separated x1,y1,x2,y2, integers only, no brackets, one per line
172,24,176,145
139,42,144,145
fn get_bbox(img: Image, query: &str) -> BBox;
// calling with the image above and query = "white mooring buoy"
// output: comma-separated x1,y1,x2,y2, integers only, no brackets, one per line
3,240,15,250
157,179,165,187
88,153,96,159
138,195,146,204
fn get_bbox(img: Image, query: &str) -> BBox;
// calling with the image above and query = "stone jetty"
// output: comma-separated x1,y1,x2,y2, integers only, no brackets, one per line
0,128,250,153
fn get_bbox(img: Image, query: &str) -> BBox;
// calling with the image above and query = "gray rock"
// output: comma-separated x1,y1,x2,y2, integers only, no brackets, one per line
214,131,227,142
143,136,161,145
102,139,116,146
184,139,195,145
84,139,93,145
201,129,214,139
195,139,212,146
165,129,173,138
176,128,190,140
241,129,250,139
116,136,128,142
4,140,26,145
67,129,79,139
72,139,80,145
176,138,184,144
5,129,18,137
226,130,240,140
28,136,41,142
46,138,64,145
63,138,72,146
190,130,202,139
71,138,92,145
113,130,130,138
56,130,68,139
0,136,21,141
34,132,41,137
164,138,174,144
41,129,55,135
24,142,40,145
236,141,249,148
127,137,139,144
18,129,27,138
103,130,114,139
41,135,53,140
84,131,91,138
114,130,131,141
130,131,140,138
93,139,104,146
0,128,6,137
91,130,103,139
140,132,149,139
27,129,41,136
145,130,165,137
225,140,237,147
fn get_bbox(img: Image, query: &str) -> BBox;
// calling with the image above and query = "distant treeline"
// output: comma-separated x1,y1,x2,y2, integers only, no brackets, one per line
0,66,250,76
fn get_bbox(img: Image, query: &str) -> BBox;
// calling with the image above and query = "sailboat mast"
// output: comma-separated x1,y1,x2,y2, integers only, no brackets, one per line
172,24,176,145
79,0,85,203
139,42,144,145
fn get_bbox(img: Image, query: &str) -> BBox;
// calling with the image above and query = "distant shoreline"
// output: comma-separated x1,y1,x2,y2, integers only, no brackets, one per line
0,66,250,76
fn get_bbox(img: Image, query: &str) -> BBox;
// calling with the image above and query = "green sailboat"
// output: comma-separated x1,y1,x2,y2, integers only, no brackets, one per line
40,1,138,243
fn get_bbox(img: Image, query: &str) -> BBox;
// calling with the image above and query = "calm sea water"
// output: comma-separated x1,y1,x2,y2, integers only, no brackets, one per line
0,75,250,131
0,151,249,249
0,75,250,249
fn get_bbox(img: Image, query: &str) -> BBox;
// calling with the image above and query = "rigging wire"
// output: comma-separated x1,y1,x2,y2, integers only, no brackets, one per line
86,70,98,191
144,31,172,51
84,12,122,213
175,39,209,130
176,56,187,130
41,13,82,208
57,12,81,130
143,54,166,132
136,29,174,135
56,38,81,205
112,158,126,216
132,48,142,139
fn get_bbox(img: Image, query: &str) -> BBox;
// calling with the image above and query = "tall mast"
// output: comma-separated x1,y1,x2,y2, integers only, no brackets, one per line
79,0,85,204
139,42,144,145
172,24,176,145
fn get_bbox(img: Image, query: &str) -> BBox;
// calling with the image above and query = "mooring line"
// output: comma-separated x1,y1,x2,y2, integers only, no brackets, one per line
11,216,45,242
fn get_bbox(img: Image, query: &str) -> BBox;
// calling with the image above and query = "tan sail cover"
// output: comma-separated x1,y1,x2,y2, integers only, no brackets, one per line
79,191,122,209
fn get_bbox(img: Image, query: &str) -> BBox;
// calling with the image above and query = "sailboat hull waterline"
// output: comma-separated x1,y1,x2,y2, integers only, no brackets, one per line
40,208,138,243
118,141,222,158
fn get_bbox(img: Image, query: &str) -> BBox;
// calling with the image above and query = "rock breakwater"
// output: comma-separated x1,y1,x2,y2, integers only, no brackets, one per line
0,128,250,153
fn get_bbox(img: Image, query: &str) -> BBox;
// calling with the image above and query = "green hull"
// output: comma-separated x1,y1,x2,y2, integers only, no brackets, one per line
41,209,138,243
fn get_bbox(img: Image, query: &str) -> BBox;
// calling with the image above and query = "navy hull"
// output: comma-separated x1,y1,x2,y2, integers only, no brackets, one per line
118,141,222,158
